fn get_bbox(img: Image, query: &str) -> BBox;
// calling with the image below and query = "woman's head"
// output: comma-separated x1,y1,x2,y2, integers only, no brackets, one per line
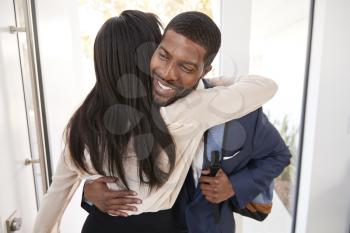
67,10,175,190
94,10,162,103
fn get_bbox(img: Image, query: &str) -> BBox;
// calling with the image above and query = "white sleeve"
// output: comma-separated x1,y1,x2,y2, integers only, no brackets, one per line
161,75,277,130
33,148,82,233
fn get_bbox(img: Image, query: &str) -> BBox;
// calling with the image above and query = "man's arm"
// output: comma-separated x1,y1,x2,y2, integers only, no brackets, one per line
81,176,142,217
229,109,291,208
199,109,291,207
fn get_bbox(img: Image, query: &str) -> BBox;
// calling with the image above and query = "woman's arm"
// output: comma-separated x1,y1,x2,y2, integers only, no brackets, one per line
161,75,277,130
33,148,82,233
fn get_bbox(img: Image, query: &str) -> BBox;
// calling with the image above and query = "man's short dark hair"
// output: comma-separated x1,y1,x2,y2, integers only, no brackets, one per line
164,11,221,67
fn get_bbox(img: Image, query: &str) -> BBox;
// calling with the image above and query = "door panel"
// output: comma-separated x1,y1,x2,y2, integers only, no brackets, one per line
0,0,39,232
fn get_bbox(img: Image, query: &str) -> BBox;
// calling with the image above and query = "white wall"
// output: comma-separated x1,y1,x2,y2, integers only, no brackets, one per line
220,1,252,231
296,0,350,233
220,0,252,77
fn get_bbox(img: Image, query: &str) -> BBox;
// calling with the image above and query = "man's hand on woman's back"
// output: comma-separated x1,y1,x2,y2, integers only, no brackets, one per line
83,176,142,217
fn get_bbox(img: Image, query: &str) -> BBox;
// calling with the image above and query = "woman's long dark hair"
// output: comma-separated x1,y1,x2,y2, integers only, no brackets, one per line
65,10,176,190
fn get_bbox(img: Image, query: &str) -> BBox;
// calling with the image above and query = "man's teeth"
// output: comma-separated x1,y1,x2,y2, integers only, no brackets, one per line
158,81,173,90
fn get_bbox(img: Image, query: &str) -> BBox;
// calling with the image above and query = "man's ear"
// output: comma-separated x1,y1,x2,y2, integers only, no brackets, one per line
202,65,212,78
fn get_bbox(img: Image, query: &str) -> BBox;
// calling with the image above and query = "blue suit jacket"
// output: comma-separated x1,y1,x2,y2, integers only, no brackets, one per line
173,107,291,233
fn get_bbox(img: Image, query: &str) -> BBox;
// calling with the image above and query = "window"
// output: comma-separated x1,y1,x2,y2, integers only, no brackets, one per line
78,0,220,80
238,0,311,232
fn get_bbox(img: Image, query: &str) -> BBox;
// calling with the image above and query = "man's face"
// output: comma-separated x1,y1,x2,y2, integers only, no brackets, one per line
150,30,212,106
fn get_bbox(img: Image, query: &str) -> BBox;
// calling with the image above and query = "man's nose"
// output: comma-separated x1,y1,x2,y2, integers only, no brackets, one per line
163,62,178,82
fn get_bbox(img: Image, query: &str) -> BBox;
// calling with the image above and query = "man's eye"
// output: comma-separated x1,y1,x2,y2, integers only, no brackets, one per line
181,65,193,73
159,52,167,60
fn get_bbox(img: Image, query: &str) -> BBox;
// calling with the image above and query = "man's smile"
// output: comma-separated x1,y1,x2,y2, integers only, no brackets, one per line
152,74,178,99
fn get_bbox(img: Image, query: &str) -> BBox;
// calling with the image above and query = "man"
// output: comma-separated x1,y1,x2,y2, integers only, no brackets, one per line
82,11,291,233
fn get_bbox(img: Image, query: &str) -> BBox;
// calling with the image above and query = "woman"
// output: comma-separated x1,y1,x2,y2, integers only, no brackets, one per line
33,10,277,233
